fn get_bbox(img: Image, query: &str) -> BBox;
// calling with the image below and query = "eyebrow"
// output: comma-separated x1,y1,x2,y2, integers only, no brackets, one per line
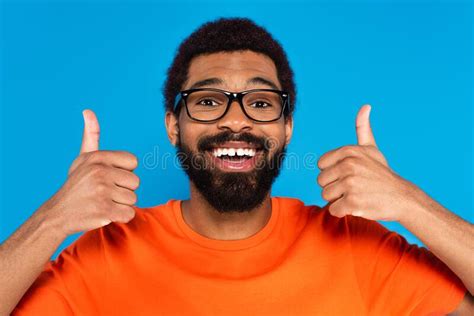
188,76,280,90
247,77,280,90
188,78,224,89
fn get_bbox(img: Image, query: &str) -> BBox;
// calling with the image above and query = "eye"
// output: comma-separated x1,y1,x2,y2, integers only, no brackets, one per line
197,99,220,107
249,101,273,108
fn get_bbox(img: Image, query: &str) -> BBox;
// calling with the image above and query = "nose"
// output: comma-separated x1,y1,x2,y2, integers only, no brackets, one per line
216,99,253,133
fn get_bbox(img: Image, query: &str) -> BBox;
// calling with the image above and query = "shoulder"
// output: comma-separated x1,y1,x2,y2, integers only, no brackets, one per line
273,196,352,240
273,196,323,217
60,200,174,259
98,200,175,244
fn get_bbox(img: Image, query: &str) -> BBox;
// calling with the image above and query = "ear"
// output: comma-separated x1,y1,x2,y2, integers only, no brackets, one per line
165,111,180,146
284,115,293,147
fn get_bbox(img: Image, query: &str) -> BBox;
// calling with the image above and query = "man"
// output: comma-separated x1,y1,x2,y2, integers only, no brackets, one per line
1,17,473,315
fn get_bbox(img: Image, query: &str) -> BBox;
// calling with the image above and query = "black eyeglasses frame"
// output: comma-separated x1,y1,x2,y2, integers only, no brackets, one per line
173,88,290,123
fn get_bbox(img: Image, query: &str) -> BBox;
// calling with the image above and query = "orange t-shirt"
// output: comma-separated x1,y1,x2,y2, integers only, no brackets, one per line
13,197,466,315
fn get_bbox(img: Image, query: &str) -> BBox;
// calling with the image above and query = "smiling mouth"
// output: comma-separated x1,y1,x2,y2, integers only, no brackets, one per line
208,141,262,158
204,141,264,170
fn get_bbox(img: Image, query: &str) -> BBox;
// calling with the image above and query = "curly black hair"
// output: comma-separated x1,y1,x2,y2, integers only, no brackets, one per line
163,17,296,119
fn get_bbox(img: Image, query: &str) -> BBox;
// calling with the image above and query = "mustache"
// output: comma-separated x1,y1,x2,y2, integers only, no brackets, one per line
197,131,267,153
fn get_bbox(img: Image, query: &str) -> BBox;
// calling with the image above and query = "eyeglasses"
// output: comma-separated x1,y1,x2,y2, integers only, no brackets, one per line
173,88,290,123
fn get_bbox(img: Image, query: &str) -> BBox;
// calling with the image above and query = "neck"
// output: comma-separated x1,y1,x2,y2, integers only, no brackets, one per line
181,183,272,240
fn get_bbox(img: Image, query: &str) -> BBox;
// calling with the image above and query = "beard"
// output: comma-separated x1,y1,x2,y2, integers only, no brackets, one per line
176,130,286,213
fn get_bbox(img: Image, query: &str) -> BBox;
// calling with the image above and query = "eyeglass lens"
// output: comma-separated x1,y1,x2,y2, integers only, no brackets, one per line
186,90,283,121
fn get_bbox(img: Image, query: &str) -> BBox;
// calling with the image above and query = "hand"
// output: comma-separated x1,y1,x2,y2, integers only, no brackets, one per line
42,109,140,236
316,105,420,222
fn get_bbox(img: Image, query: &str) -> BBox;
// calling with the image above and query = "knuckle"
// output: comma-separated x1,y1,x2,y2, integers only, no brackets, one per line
86,151,102,163
88,163,106,177
343,175,356,187
342,157,358,170
95,182,107,195
343,146,359,157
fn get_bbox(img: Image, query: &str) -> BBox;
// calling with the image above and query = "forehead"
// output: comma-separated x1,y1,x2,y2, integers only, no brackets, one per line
184,50,281,90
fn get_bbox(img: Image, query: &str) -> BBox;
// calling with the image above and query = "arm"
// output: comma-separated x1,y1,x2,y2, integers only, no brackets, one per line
0,205,66,315
398,186,474,308
317,105,473,313
1,110,139,315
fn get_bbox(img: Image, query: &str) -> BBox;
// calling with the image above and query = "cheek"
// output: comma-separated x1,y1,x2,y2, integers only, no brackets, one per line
179,130,199,149
177,113,193,144
178,120,211,150
261,126,287,153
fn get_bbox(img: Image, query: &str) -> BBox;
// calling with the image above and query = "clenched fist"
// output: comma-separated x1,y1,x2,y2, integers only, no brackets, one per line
316,105,420,222
43,109,140,236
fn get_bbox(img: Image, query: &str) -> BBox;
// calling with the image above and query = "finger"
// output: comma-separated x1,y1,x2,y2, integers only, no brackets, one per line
317,164,341,187
356,104,377,147
321,177,345,202
327,194,346,218
80,109,100,154
87,150,138,171
318,145,361,170
111,168,140,190
108,204,136,223
111,186,137,206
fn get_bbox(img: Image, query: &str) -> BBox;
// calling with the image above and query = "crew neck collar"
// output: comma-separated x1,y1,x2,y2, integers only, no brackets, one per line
172,197,280,251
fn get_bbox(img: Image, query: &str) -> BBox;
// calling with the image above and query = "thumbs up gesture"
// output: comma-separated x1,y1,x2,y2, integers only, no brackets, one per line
316,105,421,222
44,110,140,236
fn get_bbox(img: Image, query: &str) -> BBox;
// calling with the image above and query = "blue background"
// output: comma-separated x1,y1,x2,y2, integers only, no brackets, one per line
1,0,472,259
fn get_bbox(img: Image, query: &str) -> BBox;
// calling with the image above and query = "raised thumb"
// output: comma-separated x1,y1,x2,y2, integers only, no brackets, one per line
80,109,100,154
356,104,377,147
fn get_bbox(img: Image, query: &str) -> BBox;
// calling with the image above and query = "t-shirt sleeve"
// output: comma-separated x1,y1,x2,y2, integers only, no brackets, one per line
346,215,467,315
12,228,107,315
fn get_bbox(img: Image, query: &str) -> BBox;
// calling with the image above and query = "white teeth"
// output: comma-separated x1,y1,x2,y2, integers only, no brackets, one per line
212,148,257,158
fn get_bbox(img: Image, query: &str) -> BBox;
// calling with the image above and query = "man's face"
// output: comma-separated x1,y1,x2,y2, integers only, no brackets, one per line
166,50,293,213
